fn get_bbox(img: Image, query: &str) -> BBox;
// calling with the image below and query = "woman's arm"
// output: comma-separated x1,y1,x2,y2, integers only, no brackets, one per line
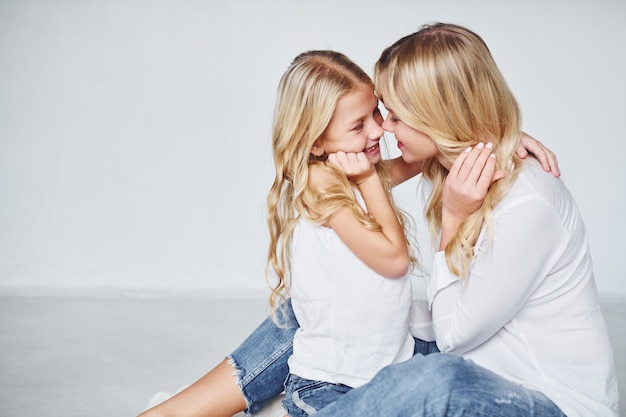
314,152,409,278
430,195,564,353
429,150,565,353
428,145,561,353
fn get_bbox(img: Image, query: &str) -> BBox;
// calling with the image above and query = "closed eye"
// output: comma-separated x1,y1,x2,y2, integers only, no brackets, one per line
352,121,364,131
387,110,400,123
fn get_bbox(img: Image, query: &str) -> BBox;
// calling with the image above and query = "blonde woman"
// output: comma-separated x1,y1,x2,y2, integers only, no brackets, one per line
311,23,617,416
139,44,563,417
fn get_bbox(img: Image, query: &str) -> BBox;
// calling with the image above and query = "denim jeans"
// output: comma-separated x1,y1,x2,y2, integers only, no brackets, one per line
283,374,352,417
229,301,298,414
229,300,566,416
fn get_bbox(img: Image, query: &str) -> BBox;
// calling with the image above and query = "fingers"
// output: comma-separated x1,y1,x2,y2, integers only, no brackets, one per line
515,146,529,159
442,142,506,228
327,151,372,178
492,169,507,182
442,144,494,227
469,143,496,187
450,142,497,188
327,153,338,166
475,152,497,192
537,149,561,177
518,133,561,177
527,145,560,177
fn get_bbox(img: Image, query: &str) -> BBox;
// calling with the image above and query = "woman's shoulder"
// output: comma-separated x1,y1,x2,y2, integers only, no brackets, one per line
503,159,575,213
515,158,564,193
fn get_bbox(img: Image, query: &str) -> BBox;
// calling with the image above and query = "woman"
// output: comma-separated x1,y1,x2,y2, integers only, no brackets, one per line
304,22,618,416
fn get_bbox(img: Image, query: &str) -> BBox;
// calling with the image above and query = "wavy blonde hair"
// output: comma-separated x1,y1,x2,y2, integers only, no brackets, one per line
374,23,523,278
267,50,413,314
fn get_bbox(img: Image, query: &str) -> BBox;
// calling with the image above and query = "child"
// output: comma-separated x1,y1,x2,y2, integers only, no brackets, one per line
266,50,416,417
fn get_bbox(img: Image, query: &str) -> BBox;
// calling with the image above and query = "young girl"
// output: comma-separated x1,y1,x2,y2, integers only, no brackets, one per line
138,47,562,417
265,50,417,417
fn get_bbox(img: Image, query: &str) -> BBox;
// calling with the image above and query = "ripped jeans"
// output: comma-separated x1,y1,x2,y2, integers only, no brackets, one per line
228,300,565,417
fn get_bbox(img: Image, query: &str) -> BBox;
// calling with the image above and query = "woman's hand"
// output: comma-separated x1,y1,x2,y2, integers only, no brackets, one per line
327,151,376,185
517,132,560,177
439,142,503,250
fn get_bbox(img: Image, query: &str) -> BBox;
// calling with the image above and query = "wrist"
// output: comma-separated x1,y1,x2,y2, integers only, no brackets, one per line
441,209,464,235
355,169,378,186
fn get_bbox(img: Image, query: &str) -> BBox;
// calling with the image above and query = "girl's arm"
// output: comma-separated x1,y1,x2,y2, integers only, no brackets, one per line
310,152,409,279
518,132,560,177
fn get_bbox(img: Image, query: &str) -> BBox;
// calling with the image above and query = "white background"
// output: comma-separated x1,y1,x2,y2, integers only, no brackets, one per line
1,0,625,299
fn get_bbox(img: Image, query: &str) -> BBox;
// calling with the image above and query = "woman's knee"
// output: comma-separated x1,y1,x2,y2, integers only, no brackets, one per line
376,353,470,394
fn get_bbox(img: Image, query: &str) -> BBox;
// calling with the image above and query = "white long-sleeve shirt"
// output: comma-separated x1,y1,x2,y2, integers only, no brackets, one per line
410,159,619,417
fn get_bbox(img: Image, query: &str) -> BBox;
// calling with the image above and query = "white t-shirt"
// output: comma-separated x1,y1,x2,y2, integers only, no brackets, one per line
287,192,414,388
411,159,619,417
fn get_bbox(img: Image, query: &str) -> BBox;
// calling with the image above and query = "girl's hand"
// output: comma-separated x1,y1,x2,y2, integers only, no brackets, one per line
327,151,376,185
517,132,560,177
440,143,503,250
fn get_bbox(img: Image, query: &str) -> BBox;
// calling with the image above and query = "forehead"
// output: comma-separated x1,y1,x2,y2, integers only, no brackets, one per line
333,87,378,120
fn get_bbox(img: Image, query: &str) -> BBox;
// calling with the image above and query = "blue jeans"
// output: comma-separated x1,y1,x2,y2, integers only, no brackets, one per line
229,300,565,416
283,374,352,417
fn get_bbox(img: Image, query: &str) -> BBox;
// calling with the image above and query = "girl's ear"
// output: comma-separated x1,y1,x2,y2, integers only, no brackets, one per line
310,140,325,157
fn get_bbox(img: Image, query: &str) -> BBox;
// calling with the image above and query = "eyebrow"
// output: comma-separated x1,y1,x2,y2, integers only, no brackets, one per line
343,99,380,130
349,103,380,124
347,115,365,125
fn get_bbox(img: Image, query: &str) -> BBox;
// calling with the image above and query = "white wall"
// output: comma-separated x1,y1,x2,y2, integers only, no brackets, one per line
1,0,625,299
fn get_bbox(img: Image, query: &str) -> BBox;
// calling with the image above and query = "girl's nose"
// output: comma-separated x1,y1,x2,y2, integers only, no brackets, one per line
369,119,384,139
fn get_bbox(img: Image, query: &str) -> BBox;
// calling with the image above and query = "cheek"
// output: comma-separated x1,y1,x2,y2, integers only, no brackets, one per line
403,135,437,157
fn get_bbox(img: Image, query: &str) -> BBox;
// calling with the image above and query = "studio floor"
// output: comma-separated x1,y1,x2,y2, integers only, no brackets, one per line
0,295,623,417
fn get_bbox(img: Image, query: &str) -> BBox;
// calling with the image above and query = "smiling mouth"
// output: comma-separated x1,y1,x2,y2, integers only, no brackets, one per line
364,143,379,153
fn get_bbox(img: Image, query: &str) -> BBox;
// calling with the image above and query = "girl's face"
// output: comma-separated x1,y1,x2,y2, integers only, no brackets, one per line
382,105,447,168
314,87,384,165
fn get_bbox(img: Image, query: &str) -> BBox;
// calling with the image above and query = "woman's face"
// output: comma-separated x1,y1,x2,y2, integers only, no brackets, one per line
382,105,446,167
315,87,384,165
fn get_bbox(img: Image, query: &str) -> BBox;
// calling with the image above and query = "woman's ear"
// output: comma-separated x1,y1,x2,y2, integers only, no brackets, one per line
310,140,325,157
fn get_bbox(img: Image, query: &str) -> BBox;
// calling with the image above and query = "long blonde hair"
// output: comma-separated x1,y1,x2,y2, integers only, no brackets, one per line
267,50,412,313
374,23,523,277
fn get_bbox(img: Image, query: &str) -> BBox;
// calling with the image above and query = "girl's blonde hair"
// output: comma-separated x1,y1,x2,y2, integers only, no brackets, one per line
374,23,523,278
267,50,412,314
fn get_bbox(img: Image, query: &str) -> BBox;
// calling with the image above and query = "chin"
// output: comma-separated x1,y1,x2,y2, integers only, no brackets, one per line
400,153,416,164
367,154,382,165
